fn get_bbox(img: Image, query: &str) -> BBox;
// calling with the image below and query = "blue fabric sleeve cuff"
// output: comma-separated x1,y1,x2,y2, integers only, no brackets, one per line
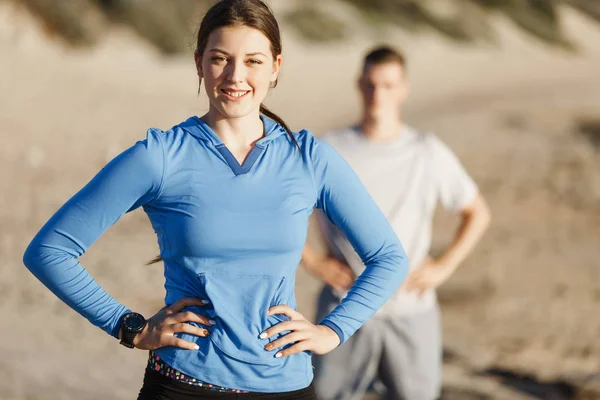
319,320,345,345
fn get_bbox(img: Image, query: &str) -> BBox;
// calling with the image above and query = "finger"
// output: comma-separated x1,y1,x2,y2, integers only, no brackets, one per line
268,305,303,320
332,284,347,293
417,283,431,297
407,270,421,280
171,323,211,338
260,320,305,339
264,331,306,351
409,281,430,295
275,341,311,358
341,267,355,279
331,279,349,292
403,277,416,291
336,271,354,288
405,272,423,286
167,336,201,351
165,297,210,314
340,275,355,290
169,311,215,327
402,275,416,289
404,279,423,293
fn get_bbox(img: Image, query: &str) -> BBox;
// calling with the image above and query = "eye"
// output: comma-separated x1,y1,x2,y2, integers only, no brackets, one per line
211,56,227,63
247,58,263,65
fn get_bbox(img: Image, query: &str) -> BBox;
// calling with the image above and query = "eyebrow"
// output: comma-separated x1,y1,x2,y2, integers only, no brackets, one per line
208,48,268,57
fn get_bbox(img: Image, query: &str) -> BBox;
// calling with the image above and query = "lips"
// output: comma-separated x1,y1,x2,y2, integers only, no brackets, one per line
220,89,250,100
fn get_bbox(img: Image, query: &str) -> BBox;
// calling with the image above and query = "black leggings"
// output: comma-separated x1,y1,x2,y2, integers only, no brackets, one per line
137,368,317,400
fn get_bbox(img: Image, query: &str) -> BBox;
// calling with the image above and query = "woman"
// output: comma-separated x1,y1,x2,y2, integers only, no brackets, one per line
22,0,408,398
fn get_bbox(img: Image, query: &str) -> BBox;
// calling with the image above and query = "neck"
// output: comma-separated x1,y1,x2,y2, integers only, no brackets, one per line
359,113,403,142
203,107,264,149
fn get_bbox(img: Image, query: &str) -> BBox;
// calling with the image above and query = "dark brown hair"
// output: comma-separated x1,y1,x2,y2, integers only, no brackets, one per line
149,0,295,265
363,46,407,72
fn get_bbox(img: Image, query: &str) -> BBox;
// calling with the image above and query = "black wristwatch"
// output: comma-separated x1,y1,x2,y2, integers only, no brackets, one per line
119,312,146,349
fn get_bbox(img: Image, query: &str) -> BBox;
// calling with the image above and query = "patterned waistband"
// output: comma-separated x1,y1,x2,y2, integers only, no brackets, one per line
147,351,250,393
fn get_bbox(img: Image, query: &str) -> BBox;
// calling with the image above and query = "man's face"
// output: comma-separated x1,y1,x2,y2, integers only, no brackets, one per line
359,62,408,120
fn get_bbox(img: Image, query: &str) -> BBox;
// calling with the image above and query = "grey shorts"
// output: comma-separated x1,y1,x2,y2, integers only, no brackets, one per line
313,287,442,400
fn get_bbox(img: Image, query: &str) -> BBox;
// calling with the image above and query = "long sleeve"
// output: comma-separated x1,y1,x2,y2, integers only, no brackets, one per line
307,134,409,344
22,129,166,338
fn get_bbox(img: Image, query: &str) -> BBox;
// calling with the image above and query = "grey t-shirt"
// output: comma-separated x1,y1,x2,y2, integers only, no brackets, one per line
319,125,478,317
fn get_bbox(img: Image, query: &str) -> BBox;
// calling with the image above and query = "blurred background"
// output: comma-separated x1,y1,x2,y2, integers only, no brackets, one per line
1,1,599,399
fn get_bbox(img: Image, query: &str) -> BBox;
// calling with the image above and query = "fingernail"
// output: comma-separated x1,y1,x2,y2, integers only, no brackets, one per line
201,299,210,304
275,352,282,358
193,344,199,350
203,330,210,336
265,344,272,350
259,332,268,339
209,319,216,325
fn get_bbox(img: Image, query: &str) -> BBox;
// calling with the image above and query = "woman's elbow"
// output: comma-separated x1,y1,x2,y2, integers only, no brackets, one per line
22,237,56,272
22,240,42,272
389,244,410,283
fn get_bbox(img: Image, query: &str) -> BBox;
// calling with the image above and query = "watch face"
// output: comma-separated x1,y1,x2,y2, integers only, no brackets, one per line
124,313,146,332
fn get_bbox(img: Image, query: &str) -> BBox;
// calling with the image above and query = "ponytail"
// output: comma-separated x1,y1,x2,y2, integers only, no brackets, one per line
147,255,163,265
259,104,299,149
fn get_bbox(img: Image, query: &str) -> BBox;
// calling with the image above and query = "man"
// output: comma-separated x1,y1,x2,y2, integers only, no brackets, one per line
302,46,491,400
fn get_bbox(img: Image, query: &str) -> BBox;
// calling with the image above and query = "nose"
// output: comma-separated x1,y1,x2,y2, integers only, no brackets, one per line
373,87,385,102
226,59,246,84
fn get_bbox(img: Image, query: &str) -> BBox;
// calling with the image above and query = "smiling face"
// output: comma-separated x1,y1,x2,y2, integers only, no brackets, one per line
195,25,282,120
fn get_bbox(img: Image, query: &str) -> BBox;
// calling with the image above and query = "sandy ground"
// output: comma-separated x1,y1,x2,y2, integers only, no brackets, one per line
1,2,600,399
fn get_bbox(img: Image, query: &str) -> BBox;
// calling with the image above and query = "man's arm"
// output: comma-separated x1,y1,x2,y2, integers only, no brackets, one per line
435,192,491,271
302,244,356,292
405,193,491,295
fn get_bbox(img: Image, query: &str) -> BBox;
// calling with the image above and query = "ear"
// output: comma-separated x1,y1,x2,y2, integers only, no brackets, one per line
194,49,203,78
270,54,282,83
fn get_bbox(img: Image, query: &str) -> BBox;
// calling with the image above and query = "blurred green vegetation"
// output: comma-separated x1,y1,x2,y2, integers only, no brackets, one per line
7,0,600,54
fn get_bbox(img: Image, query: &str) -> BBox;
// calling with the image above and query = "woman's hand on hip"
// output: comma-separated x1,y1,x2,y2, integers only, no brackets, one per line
133,297,214,351
260,305,341,358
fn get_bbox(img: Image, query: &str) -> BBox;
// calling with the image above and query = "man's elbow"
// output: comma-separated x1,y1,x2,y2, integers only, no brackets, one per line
477,195,492,231
464,193,492,231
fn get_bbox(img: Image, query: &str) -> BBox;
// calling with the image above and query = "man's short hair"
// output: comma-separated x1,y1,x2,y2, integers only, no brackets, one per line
363,46,406,71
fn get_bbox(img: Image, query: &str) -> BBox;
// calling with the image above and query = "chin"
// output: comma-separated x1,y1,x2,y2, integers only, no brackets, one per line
216,104,256,119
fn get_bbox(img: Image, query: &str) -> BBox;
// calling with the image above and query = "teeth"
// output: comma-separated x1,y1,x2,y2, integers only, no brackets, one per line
225,91,246,98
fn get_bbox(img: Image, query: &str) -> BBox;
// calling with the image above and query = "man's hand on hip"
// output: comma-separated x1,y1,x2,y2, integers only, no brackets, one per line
403,255,455,297
317,258,356,292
